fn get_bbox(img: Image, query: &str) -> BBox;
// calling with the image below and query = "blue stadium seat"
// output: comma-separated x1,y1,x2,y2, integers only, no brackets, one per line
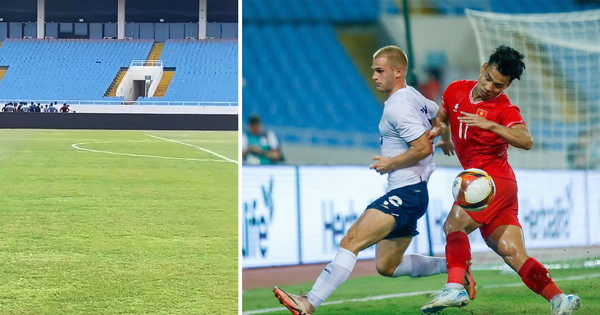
0,39,153,100
149,40,237,103
243,0,379,23
243,23,382,147
0,39,236,103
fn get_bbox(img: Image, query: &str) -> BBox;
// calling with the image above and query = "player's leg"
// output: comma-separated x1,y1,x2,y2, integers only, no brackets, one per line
275,182,429,314
274,208,396,315
376,237,446,278
306,181,433,311
374,181,445,278
479,176,581,314
437,175,518,303
443,204,481,287
420,204,481,314
485,224,582,315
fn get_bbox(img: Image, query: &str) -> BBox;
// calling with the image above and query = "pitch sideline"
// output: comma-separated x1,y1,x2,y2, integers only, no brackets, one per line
242,272,600,314
71,142,227,162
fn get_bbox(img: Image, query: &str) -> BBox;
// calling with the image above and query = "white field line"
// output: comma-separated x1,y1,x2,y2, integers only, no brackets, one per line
242,273,600,315
0,138,235,143
145,134,238,164
71,142,228,163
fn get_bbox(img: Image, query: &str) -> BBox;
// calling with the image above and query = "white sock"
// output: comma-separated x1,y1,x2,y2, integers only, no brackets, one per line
392,254,447,278
306,248,357,309
446,283,464,289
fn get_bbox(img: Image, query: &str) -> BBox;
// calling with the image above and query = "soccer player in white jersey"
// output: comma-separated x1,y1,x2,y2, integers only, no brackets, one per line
273,46,470,315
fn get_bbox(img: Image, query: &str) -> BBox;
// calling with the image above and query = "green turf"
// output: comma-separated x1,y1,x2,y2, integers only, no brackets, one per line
0,129,238,315
243,268,600,314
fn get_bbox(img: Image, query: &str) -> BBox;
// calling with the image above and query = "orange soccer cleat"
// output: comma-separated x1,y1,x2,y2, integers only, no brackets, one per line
273,286,316,315
463,260,477,300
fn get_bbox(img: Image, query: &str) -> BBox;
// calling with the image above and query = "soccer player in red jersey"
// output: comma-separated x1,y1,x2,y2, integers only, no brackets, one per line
420,46,581,315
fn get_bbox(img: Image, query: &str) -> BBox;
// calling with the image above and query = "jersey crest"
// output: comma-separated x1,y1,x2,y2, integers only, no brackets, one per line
476,108,488,118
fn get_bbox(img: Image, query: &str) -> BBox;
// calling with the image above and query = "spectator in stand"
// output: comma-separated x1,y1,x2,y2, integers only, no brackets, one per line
418,68,443,104
60,103,70,113
43,105,49,113
48,103,57,113
2,103,15,112
29,102,35,112
35,103,41,112
242,115,284,165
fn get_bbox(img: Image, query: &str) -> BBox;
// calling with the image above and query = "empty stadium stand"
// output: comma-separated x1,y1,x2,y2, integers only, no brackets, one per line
0,39,237,103
0,39,153,100
242,23,382,147
243,0,380,22
151,40,238,102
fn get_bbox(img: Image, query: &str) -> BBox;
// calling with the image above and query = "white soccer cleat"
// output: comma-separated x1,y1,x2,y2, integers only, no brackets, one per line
551,294,582,315
420,284,469,314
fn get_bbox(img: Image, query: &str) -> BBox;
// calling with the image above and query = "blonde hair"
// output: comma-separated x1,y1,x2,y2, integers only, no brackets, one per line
373,45,408,71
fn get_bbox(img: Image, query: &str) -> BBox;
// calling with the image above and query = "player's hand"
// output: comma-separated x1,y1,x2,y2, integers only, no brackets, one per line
458,111,496,130
370,156,394,174
426,129,437,143
435,139,455,156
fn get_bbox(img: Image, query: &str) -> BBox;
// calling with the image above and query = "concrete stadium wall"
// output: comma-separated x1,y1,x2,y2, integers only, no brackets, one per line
117,66,164,100
0,113,237,131
380,15,480,80
41,105,238,114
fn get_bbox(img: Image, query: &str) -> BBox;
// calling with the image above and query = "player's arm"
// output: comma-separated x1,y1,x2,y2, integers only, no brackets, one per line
370,132,433,174
431,106,455,156
430,106,450,139
490,123,533,150
458,111,533,150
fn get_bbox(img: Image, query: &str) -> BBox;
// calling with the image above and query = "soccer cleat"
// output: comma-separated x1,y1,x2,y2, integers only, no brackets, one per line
551,294,582,315
463,260,477,300
420,284,470,314
273,286,315,315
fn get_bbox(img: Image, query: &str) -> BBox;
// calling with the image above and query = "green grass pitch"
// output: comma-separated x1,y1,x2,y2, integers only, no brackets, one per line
0,129,238,315
243,268,600,314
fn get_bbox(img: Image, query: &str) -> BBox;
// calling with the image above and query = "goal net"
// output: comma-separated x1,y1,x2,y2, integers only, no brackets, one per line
466,9,600,170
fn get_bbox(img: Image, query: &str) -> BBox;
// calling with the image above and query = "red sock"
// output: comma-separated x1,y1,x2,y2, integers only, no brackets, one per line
518,258,563,301
446,231,471,285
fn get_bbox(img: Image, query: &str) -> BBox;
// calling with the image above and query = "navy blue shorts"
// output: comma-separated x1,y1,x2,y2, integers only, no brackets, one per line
366,181,429,240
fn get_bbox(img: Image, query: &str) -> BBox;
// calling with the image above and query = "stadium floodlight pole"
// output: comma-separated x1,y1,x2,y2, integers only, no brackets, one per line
401,0,418,86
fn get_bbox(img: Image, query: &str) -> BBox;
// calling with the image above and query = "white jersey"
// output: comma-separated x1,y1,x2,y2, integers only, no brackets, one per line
380,86,438,192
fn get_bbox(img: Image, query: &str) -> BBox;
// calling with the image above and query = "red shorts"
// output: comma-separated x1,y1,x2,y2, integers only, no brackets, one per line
460,176,521,241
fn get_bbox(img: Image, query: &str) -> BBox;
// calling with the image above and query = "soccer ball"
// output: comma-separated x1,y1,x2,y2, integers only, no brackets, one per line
452,168,496,212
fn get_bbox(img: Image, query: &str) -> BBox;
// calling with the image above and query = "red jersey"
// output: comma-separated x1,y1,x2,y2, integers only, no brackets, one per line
442,80,525,180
